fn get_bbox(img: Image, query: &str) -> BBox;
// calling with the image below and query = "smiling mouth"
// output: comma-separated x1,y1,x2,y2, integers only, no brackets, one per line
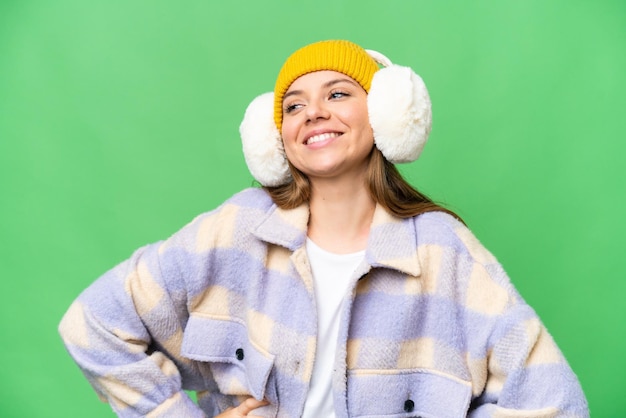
305,132,342,145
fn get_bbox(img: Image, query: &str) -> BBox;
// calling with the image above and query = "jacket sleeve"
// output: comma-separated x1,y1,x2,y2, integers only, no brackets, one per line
467,303,589,417
58,221,207,417
451,223,590,417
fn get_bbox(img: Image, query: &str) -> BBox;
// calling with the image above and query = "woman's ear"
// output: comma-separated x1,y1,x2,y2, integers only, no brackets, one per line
239,92,292,187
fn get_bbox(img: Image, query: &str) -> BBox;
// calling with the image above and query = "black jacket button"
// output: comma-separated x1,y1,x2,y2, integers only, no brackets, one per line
236,348,244,360
404,399,415,412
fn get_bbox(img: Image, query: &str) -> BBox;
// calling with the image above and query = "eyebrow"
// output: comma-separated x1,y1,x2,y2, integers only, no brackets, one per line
283,77,360,101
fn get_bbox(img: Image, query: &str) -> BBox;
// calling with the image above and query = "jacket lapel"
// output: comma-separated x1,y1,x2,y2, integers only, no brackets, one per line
366,205,422,278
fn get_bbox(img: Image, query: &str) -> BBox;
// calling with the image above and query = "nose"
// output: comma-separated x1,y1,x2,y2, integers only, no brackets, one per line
305,99,330,123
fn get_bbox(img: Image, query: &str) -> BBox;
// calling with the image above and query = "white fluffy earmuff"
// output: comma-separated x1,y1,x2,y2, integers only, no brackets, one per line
239,49,432,186
239,92,291,187
366,50,432,164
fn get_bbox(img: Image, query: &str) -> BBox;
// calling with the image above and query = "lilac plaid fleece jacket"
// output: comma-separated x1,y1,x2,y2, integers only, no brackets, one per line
59,188,588,418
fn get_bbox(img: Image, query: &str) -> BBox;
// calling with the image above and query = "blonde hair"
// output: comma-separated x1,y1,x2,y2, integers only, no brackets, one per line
264,148,460,221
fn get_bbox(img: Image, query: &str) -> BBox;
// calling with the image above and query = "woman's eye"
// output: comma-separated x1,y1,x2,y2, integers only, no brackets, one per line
284,103,302,114
330,91,349,100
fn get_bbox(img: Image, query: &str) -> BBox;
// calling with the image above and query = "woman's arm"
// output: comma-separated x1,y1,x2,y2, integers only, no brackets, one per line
59,240,206,417
447,220,589,417
420,212,589,417
467,302,589,417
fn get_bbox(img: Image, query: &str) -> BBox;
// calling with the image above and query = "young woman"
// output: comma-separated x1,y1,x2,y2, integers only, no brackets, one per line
59,40,589,418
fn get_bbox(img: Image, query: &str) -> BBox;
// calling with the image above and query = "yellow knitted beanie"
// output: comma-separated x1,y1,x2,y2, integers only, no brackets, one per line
273,40,380,131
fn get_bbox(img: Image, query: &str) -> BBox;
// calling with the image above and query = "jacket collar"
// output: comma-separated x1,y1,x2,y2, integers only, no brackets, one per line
252,202,421,278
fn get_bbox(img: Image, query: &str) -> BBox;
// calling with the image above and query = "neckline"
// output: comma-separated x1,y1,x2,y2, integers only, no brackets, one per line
306,237,366,258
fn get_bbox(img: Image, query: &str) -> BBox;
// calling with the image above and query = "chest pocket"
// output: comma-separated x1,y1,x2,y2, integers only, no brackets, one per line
347,369,472,418
181,315,276,403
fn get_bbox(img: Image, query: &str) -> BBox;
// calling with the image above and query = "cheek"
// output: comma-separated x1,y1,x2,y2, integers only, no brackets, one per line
281,123,298,159
281,119,297,144
352,111,374,140
343,102,371,131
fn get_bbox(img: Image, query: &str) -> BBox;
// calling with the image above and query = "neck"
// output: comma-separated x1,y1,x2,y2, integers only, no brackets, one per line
307,175,375,254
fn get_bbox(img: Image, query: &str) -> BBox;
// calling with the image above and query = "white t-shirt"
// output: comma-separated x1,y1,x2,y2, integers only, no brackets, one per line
301,238,365,418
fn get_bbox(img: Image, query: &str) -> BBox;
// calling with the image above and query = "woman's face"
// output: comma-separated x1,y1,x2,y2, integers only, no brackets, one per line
281,70,374,183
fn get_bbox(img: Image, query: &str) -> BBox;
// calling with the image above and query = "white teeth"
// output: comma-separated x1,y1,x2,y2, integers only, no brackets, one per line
306,132,340,145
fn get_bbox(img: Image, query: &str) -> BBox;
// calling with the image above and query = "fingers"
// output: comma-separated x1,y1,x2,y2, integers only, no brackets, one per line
216,397,269,418
238,397,270,415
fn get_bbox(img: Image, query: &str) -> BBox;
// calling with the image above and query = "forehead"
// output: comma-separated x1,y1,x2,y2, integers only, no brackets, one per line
286,70,359,93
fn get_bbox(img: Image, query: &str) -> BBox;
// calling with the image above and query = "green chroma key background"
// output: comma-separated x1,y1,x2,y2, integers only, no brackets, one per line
1,0,624,416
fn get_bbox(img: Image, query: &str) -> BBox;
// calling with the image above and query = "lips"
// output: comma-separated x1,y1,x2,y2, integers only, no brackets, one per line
305,132,342,145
